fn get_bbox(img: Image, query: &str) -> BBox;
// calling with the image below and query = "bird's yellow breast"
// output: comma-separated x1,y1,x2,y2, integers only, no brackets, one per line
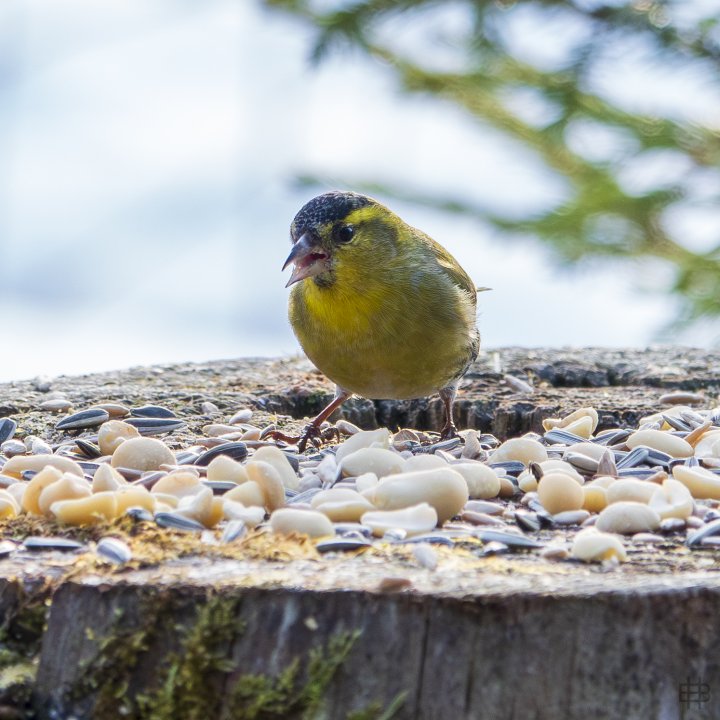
289,253,477,400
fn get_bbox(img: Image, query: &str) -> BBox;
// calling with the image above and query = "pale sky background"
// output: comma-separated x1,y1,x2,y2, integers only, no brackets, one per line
0,0,718,382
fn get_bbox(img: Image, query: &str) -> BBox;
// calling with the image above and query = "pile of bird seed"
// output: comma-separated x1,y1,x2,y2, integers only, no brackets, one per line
1,394,720,571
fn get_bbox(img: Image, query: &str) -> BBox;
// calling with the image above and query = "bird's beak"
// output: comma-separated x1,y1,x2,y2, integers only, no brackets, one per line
282,232,330,287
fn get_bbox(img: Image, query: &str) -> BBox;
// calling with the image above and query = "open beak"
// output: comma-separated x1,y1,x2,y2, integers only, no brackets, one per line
282,232,330,287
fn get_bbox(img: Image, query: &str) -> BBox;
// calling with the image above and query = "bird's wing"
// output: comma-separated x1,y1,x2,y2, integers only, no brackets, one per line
421,233,478,304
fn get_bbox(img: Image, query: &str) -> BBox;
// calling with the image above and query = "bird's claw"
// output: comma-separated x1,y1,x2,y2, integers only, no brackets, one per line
440,423,459,441
319,425,341,444
296,423,324,453
268,424,340,453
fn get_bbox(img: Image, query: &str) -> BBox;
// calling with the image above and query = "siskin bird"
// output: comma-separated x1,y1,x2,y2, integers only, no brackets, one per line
278,191,480,452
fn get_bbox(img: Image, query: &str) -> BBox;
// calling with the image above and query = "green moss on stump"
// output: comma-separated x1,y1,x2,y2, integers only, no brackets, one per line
0,583,52,713
69,589,373,720
137,592,243,720
228,629,359,719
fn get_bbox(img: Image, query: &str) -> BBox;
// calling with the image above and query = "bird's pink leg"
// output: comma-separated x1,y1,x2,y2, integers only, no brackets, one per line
439,384,459,440
270,387,351,452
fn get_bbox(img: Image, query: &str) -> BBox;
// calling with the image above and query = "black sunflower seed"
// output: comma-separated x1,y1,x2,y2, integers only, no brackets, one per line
56,409,109,431
193,442,248,466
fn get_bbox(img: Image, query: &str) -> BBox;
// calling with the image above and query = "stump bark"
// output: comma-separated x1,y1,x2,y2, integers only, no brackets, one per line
29,570,720,719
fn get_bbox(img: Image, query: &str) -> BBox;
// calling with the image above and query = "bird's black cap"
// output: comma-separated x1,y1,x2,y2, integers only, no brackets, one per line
291,191,373,235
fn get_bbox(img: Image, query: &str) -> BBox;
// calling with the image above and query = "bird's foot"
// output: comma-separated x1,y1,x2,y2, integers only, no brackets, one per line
440,422,459,441
318,425,341,445
268,423,339,453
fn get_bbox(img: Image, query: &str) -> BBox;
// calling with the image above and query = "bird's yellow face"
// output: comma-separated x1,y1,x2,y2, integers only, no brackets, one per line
283,192,401,289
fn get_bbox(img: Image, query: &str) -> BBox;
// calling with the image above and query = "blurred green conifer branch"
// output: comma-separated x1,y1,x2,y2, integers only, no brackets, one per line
265,0,720,332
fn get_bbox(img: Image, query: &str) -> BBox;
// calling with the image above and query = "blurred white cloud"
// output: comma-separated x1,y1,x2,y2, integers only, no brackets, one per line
0,0,713,382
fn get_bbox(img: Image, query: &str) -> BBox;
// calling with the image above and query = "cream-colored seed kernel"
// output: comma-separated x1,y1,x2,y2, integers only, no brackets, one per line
311,488,365,508
564,407,599,432
116,485,156,514
206,455,249,485
562,416,594,439
151,470,202,499
269,508,333,538
0,490,20,518
152,492,179,508
224,481,266,508
355,472,379,492
544,407,599,434
222,501,265,527
246,461,286,511
491,438,548,466
649,479,693,520
176,486,224,528
541,460,585,483
672,464,720,500
177,486,213,525
361,503,438,538
229,408,254,425
17,394,720,564
92,464,127,493
519,460,583,492
591,476,617,489
340,447,406,479
362,468,468,524
562,442,607,462
240,427,262,442
626,429,693,458
98,420,140,456
403,454,448,472
518,471,539,493
51,492,119,525
6,483,26,508
22,466,64,515
0,501,17,519
582,484,608,513
606,479,656,506
310,488,375,521
251,446,299,490
38,474,91,516
111,437,175,472
536,472,584,514
203,424,239,437
498,476,516,499
572,528,627,563
3,455,84,480
451,463,501,499
693,431,720,458
335,428,391,464
596,502,661,534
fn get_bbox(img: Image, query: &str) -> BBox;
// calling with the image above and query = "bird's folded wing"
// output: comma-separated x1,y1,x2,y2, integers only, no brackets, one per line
422,233,479,303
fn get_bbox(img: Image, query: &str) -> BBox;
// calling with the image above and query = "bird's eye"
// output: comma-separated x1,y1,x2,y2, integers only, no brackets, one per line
335,225,354,244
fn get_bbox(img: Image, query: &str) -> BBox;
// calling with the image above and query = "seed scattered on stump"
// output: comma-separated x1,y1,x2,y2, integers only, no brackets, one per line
0,392,719,576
